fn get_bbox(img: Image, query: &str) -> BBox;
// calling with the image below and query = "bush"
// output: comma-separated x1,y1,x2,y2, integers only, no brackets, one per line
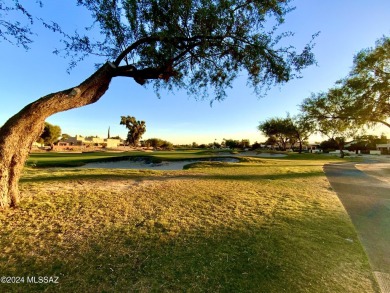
251,142,261,150
143,138,174,150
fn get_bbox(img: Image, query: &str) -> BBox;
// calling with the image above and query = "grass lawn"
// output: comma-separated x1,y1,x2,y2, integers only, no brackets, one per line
0,153,379,292
26,150,228,167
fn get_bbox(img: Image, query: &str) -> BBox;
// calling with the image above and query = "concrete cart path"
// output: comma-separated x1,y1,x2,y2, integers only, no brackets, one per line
324,162,390,293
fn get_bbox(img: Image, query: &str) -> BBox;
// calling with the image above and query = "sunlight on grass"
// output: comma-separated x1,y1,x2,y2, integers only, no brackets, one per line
0,157,378,292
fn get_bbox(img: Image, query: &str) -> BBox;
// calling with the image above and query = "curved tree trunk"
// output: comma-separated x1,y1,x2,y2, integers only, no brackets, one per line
0,62,115,208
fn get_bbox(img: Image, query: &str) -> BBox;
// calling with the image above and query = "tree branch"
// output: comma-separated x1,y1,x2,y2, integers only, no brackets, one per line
114,35,225,66
113,64,178,85
309,114,390,128
114,36,161,66
113,39,210,84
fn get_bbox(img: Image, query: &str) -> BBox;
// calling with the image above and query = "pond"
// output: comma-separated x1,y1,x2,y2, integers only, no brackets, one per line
77,157,240,170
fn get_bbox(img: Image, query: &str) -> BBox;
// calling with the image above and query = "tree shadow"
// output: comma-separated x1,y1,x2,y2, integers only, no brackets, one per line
185,171,325,182
0,209,377,293
20,166,324,184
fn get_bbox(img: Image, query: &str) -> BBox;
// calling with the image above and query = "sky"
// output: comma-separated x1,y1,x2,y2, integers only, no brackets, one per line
0,0,389,145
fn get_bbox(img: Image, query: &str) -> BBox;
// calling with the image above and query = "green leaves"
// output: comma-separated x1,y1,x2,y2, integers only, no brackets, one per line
2,1,317,101
0,0,38,49
301,36,390,130
120,115,146,146
38,122,62,146
258,117,297,150
70,0,316,101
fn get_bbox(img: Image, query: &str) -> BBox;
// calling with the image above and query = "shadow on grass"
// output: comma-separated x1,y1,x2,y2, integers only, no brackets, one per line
0,208,377,293
184,171,325,182
20,169,325,184
20,173,149,183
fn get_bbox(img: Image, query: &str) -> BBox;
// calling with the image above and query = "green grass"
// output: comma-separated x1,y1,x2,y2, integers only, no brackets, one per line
26,149,360,168
0,154,379,292
26,150,234,167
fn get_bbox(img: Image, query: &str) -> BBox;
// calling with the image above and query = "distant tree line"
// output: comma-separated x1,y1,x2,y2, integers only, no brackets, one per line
188,139,252,150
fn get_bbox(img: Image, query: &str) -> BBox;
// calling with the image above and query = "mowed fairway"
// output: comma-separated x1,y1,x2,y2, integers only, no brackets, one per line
0,154,379,292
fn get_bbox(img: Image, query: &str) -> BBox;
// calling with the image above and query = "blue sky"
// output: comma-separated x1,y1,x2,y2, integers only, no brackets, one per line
1,0,389,144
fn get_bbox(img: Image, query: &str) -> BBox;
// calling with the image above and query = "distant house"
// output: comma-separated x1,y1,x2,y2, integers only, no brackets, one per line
343,139,390,155
376,142,390,155
64,135,86,146
308,144,321,153
103,138,122,148
85,136,105,146
60,135,122,148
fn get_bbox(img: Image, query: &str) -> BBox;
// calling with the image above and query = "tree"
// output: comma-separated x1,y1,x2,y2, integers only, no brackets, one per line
301,36,390,129
251,141,261,150
319,138,339,153
239,139,250,149
258,117,296,151
300,91,360,157
0,0,316,208
314,116,359,158
37,122,62,149
292,115,315,153
213,141,221,149
120,116,146,146
143,138,172,150
223,139,240,150
161,140,174,150
264,136,278,149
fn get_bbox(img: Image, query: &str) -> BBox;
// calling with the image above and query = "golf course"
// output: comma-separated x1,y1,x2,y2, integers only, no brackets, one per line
0,151,380,292
1,0,389,292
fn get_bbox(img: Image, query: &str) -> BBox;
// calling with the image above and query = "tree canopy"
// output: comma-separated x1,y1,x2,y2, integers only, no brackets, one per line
0,1,66,50
291,115,315,153
0,0,37,49
314,114,360,157
257,115,314,152
258,117,296,150
52,0,316,101
142,138,173,150
120,115,146,146
301,36,390,129
37,122,61,148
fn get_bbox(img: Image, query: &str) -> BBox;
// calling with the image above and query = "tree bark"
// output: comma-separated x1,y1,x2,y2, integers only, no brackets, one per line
339,149,345,158
0,62,115,208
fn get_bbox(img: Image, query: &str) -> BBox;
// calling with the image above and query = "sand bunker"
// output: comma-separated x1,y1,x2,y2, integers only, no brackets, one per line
78,157,239,170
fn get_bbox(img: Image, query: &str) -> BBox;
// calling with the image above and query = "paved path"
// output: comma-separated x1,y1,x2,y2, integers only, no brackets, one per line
324,161,390,293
